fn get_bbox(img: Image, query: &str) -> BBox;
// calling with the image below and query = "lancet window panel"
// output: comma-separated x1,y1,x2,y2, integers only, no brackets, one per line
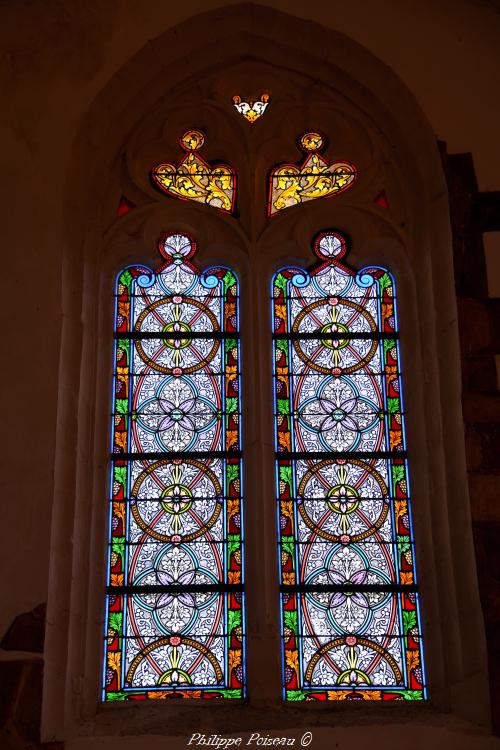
272,231,426,701
103,233,245,701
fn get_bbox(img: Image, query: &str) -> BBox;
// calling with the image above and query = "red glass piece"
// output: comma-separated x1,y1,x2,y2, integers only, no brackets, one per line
116,196,136,217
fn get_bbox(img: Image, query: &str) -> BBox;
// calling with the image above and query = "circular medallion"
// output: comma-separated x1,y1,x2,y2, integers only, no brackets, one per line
134,296,219,375
292,298,377,375
131,459,222,543
297,459,388,543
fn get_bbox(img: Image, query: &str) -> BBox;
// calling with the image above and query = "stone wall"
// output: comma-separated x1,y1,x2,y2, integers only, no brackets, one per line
440,144,500,735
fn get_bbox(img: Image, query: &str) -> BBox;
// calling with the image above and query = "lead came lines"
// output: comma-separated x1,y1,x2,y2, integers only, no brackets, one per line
104,233,245,700
274,231,426,700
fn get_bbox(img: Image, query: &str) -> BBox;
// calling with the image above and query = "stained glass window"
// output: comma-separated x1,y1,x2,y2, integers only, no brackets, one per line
268,132,356,216
232,93,270,122
272,231,426,701
151,130,236,214
103,233,245,701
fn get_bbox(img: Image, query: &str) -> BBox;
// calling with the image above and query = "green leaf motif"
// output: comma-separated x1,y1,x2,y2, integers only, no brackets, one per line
379,273,392,293
228,609,242,632
119,270,132,289
226,464,240,485
392,465,405,485
397,535,410,554
277,399,290,415
217,689,242,699
114,466,127,486
227,534,240,559
109,612,123,633
279,466,292,488
400,690,424,701
106,692,128,701
284,610,298,632
223,271,237,292
115,399,129,415
383,338,397,357
226,397,238,414
387,397,400,414
112,539,125,561
274,275,288,294
281,536,295,557
286,690,306,701
403,610,417,632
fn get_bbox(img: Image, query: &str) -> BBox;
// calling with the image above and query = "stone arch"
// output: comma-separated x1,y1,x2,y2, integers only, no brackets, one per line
43,4,490,743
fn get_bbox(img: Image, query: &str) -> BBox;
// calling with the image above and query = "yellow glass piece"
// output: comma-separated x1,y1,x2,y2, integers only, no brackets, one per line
232,93,270,123
180,129,205,151
268,131,356,216
152,130,235,213
300,132,324,151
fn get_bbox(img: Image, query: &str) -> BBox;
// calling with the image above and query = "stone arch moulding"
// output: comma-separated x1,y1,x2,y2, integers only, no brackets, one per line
43,4,491,744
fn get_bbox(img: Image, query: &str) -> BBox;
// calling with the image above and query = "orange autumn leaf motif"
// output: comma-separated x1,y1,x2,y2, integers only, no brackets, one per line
327,690,350,700
226,430,238,449
112,502,125,524
227,498,239,518
327,689,382,701
279,432,291,451
389,430,402,450
111,573,124,587
407,650,420,672
285,649,299,672
395,499,408,519
116,366,128,382
275,303,287,323
228,570,241,584
117,301,129,317
282,571,295,585
108,651,121,674
114,431,127,451
359,691,382,701
147,690,203,700
229,649,241,672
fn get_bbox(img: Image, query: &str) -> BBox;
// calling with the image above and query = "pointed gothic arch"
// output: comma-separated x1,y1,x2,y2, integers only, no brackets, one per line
43,4,490,743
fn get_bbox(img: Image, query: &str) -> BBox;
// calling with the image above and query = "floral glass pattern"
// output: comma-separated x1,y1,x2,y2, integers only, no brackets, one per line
104,233,245,700
232,93,270,123
151,130,236,214
272,231,426,701
268,132,356,216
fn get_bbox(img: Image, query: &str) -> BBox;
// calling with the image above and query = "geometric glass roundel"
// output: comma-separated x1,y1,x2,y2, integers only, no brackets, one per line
103,234,245,700
272,232,426,701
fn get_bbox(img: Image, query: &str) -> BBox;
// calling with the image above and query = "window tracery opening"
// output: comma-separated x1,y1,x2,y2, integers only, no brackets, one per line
104,233,245,700
272,231,426,701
